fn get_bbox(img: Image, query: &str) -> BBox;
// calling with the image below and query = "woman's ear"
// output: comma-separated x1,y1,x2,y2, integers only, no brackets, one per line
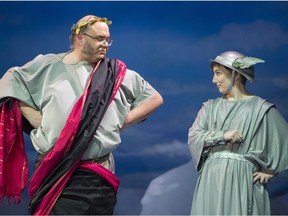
235,72,242,81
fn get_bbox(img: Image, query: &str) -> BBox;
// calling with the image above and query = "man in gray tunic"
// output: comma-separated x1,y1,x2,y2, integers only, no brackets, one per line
188,51,288,215
0,15,163,215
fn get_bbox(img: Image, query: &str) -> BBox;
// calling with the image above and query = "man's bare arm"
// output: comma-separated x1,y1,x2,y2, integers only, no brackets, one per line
121,92,163,130
18,101,42,128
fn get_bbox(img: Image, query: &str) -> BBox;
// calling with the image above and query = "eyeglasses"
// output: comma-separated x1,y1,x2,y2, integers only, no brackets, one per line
82,32,113,46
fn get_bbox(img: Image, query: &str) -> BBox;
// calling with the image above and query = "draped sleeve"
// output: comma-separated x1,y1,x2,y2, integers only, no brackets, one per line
188,100,227,171
0,54,64,110
120,69,158,109
0,67,34,107
246,106,288,173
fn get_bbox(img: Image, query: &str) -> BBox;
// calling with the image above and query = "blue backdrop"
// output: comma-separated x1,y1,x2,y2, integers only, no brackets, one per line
1,1,288,215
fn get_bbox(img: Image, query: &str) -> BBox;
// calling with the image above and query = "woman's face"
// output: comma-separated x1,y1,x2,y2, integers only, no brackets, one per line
212,64,232,94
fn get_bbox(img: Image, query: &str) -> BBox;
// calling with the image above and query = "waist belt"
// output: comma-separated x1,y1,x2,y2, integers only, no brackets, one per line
83,154,110,164
209,151,260,171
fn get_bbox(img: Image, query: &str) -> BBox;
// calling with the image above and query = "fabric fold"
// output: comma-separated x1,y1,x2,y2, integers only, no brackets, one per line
0,99,28,204
28,58,126,215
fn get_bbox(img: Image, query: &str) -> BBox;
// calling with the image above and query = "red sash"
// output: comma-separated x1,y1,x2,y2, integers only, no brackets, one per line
0,59,126,214
0,99,28,204
29,59,126,215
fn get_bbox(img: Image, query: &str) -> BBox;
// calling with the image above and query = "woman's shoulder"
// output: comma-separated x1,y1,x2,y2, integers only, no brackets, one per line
203,97,222,105
198,98,221,112
254,96,275,109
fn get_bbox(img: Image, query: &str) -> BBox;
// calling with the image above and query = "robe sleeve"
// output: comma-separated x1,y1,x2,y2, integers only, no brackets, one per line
188,101,226,171
121,69,158,109
0,54,47,109
0,68,33,106
248,106,288,173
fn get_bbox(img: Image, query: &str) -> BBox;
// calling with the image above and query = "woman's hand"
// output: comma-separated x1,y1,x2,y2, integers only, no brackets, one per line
253,170,274,184
224,130,243,143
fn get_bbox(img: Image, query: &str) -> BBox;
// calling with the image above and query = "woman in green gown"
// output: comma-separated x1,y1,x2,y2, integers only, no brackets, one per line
188,51,288,215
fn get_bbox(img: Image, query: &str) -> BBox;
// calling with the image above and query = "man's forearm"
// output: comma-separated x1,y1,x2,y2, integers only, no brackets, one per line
122,92,163,130
18,101,42,128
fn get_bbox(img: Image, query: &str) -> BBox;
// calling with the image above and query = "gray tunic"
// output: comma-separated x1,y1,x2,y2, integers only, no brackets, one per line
0,53,158,172
188,97,288,215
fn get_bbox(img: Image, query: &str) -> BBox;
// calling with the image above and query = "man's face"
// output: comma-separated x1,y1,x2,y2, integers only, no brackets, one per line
81,22,111,63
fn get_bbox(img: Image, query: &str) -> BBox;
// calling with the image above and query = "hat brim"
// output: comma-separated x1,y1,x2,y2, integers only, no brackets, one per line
209,59,255,82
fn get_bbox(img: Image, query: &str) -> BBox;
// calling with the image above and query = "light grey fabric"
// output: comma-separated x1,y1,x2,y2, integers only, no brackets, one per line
188,96,288,215
0,53,158,172
192,151,270,215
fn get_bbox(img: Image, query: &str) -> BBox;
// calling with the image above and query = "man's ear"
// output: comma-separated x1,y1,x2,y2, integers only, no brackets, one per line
76,34,84,45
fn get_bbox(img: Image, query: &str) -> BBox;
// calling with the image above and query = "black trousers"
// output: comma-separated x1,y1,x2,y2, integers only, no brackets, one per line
49,169,117,215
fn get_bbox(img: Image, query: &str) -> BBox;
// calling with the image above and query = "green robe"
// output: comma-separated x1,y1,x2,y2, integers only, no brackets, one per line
188,96,288,215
